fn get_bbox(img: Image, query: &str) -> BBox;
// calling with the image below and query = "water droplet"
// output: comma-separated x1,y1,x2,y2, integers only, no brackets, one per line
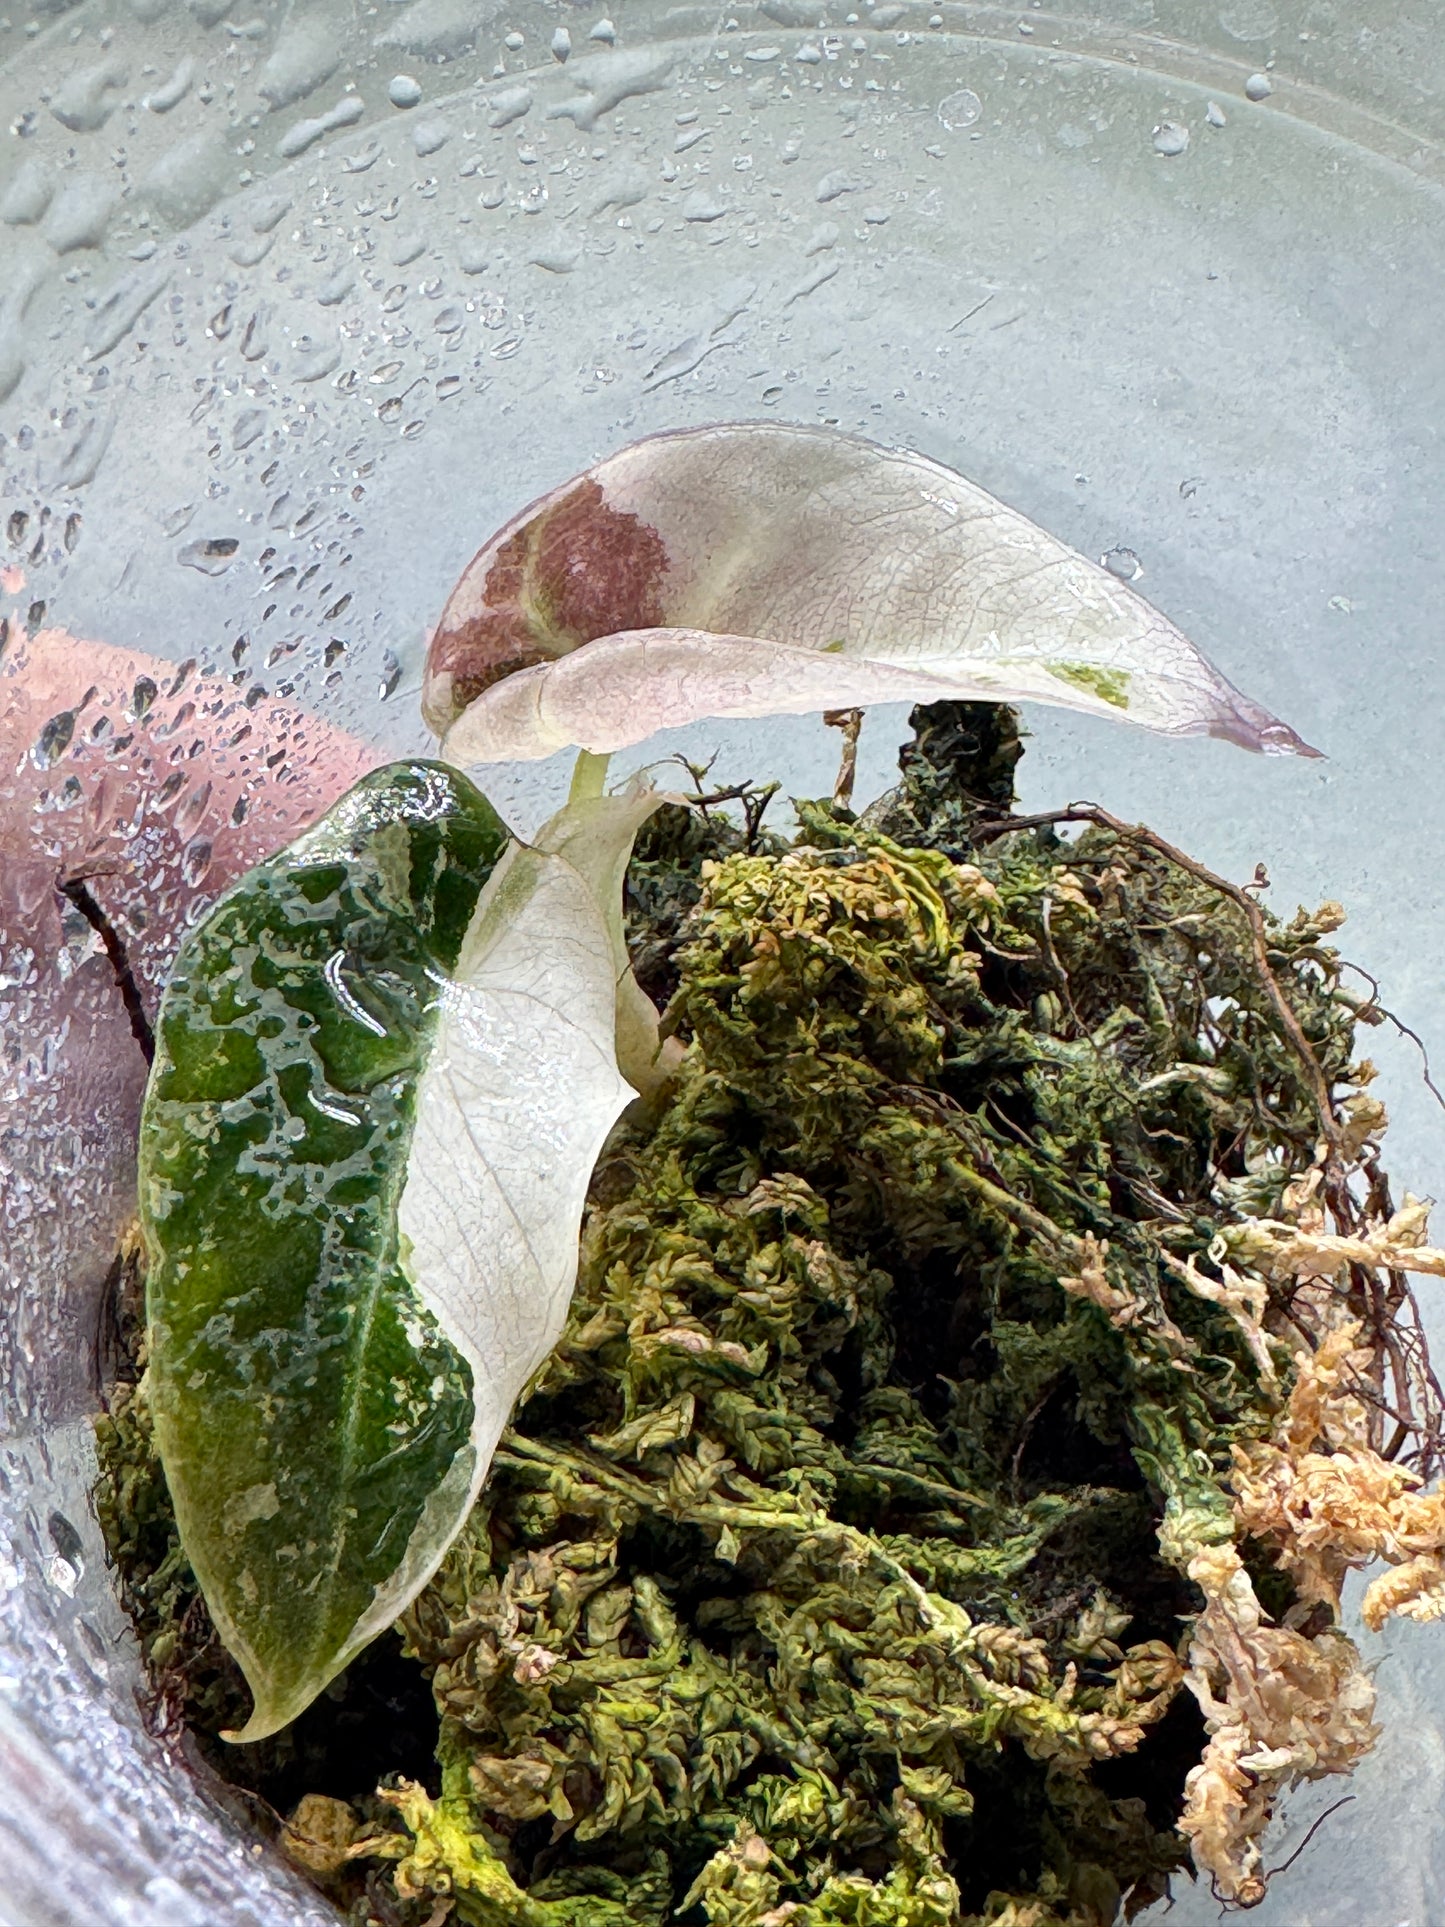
1206,100,1227,128
277,93,366,160
937,88,983,132
48,1512,84,1584
233,409,267,452
1244,72,1273,100
551,26,572,60
129,675,158,721
178,536,240,575
683,189,728,223
1101,545,1144,582
145,56,194,115
1152,120,1190,157
181,837,214,887
816,169,863,204
178,780,213,833
389,73,423,109
50,58,127,135
32,710,75,770
489,84,533,130
239,309,269,362
412,115,450,158
378,649,402,700
47,1552,79,1596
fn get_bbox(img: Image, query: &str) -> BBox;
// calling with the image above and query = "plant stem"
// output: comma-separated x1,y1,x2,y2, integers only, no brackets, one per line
568,749,612,804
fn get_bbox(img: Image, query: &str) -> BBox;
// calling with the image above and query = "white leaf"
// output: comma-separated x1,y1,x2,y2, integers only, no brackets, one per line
384,792,659,1632
423,423,1317,767
532,782,682,1097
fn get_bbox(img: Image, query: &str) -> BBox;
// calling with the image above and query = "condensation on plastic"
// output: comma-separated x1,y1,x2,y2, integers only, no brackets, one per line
2,1,1444,1923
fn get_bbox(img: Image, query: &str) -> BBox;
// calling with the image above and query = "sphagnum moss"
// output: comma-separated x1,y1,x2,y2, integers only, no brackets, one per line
97,702,1445,1927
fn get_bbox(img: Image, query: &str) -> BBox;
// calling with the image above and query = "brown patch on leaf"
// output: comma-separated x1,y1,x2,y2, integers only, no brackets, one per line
424,480,670,732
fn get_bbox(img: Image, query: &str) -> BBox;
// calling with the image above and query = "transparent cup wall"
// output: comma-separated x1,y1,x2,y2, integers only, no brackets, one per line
2,2,1443,1921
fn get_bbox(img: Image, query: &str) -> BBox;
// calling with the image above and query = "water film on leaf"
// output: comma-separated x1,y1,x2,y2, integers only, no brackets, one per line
140,762,659,1740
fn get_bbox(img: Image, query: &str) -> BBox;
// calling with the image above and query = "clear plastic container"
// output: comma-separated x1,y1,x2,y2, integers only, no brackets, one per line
3,2,1443,1921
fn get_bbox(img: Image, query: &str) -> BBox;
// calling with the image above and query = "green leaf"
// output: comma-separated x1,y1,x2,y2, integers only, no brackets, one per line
140,762,658,1740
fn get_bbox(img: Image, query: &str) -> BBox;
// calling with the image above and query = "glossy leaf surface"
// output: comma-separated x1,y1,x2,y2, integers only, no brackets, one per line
143,764,659,1739
141,761,510,1740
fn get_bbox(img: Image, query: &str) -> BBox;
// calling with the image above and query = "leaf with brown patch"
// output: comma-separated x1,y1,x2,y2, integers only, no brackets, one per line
423,423,1318,767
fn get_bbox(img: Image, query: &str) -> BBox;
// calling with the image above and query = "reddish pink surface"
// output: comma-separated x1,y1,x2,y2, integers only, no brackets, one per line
424,477,671,729
0,626,377,1421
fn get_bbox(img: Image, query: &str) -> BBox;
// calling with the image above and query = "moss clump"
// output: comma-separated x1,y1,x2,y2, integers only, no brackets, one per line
97,703,1434,1926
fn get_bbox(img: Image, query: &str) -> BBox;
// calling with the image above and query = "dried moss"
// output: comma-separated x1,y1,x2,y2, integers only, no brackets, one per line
96,703,1435,1927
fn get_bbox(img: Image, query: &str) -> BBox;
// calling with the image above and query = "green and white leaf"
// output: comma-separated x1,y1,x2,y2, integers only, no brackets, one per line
140,762,658,1741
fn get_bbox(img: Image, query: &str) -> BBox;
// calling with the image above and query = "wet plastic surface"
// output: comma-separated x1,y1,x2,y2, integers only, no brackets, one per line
2,2,1443,1921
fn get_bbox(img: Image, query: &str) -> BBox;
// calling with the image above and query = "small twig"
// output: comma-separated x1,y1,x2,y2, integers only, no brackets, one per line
742,781,780,851
948,293,995,332
1337,958,1445,1118
1260,1795,1355,1883
969,807,1091,841
824,706,862,808
1010,1385,1053,1498
58,872,154,1064
665,749,723,794
691,781,755,810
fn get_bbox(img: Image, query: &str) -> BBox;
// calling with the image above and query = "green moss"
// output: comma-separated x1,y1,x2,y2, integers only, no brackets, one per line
97,703,1375,1926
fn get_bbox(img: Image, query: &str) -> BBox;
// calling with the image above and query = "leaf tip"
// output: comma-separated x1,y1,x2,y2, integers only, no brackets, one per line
1211,713,1325,760
221,1684,313,1747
